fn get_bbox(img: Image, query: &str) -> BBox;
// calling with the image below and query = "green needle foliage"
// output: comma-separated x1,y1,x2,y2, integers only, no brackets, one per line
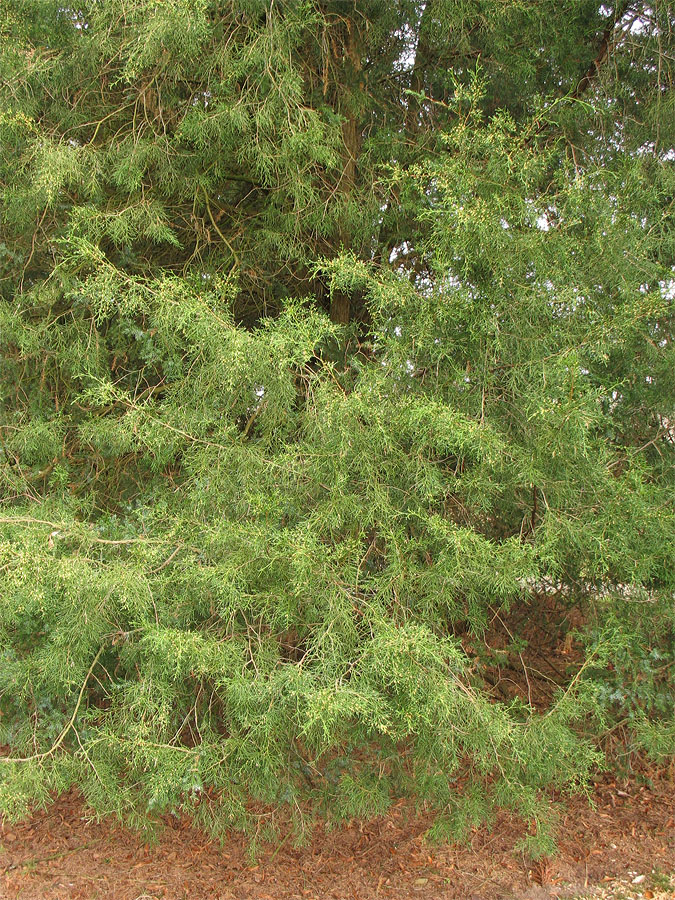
0,0,673,854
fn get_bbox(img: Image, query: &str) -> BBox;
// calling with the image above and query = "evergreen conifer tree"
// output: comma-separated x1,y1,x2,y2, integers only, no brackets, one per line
0,0,673,852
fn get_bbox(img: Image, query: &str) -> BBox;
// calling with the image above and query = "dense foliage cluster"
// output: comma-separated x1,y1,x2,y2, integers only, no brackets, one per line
1,0,673,853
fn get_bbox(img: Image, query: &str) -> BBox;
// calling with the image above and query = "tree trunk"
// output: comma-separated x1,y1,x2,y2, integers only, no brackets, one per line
329,16,362,326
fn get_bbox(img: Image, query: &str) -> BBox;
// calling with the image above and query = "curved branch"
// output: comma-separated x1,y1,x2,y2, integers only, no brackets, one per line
572,1,638,98
0,647,104,765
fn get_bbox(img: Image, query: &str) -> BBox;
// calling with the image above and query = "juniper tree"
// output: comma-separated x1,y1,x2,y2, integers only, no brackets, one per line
0,0,673,853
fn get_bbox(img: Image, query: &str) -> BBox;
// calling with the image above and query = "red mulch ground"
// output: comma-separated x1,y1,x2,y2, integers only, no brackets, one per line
1,768,674,900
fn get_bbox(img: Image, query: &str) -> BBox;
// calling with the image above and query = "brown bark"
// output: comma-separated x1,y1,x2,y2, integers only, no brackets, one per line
329,15,362,326
329,291,352,325
573,1,636,98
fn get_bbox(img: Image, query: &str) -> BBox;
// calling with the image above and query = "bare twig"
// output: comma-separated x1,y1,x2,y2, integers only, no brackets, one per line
0,647,104,765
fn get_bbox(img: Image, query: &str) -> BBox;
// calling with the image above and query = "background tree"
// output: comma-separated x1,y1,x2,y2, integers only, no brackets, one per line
0,0,673,852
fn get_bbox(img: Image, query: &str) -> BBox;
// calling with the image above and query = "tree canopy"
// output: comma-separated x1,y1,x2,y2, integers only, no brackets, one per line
1,0,673,852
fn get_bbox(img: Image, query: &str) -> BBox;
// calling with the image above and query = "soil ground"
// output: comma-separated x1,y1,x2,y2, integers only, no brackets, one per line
1,768,673,900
